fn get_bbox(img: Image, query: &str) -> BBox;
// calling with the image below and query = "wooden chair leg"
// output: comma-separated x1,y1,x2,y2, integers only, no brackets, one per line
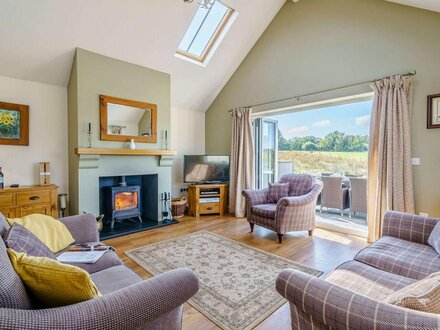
277,233,283,244
308,229,313,236
249,223,254,233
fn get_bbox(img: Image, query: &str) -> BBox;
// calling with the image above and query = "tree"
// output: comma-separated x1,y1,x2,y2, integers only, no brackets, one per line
278,129,291,151
277,129,369,152
302,141,318,151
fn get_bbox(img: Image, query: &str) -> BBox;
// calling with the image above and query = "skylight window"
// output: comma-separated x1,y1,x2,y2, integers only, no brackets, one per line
177,1,236,65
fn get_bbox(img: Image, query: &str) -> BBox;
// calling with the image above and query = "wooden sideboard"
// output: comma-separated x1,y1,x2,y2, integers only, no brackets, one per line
0,185,59,218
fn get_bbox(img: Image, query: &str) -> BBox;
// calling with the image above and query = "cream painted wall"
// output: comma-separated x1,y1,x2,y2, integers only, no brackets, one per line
170,107,205,197
205,0,440,216
0,75,68,193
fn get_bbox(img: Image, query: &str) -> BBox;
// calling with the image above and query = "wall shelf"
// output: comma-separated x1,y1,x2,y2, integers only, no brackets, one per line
75,148,177,156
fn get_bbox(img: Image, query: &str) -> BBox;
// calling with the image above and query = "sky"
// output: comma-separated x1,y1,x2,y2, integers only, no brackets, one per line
269,100,373,139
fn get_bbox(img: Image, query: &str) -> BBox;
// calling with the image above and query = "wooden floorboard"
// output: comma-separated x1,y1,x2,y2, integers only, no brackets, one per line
104,215,368,330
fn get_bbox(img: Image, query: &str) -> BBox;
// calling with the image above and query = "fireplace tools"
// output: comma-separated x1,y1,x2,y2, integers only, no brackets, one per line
160,192,173,223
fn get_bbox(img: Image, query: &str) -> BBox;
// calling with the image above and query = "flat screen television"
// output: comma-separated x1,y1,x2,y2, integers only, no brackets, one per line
184,155,230,184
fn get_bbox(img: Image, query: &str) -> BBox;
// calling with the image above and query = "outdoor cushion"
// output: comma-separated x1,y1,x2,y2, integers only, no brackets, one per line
55,243,123,274
355,236,440,280
386,271,440,313
7,214,74,253
279,174,315,196
428,222,440,255
5,223,55,259
326,260,416,301
0,212,10,238
267,183,290,203
251,204,277,219
0,238,32,309
7,249,100,308
91,265,142,295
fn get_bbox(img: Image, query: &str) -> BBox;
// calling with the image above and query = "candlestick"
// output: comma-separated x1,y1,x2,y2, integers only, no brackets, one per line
87,123,92,148
164,130,168,150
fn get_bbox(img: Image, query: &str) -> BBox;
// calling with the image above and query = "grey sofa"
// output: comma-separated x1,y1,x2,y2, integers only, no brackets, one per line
276,211,440,329
0,213,199,330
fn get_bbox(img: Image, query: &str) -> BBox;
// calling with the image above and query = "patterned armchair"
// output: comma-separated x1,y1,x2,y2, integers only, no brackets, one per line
242,174,323,243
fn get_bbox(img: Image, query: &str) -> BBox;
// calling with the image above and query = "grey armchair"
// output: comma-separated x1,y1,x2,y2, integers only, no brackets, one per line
0,213,199,330
242,174,323,243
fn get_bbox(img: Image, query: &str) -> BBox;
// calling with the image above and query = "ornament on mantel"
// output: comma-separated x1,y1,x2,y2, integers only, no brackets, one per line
129,139,136,150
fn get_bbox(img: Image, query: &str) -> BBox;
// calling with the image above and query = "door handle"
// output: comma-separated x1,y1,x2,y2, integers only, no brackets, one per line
29,196,40,201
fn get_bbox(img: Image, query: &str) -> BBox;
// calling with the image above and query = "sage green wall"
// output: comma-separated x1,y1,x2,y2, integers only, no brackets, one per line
68,48,171,214
205,0,440,216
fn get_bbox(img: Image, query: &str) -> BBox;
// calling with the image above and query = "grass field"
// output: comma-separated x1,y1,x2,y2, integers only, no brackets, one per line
278,150,368,176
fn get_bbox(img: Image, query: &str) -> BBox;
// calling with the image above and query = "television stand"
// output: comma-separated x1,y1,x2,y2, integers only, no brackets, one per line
188,183,228,218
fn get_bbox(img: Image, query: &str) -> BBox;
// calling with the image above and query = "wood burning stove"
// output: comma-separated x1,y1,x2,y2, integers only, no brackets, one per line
104,184,142,229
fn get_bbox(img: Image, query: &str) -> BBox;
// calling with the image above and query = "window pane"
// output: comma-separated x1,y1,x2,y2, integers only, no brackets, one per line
178,6,210,52
178,1,232,59
187,2,228,56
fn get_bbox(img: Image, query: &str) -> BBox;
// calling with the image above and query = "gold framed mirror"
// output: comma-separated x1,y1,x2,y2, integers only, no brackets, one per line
100,95,157,143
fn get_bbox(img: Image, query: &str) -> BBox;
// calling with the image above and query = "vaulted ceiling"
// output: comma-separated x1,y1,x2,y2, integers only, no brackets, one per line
0,1,439,112
0,0,285,112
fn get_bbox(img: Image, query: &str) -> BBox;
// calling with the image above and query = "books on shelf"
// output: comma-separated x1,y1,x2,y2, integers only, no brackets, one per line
200,197,220,203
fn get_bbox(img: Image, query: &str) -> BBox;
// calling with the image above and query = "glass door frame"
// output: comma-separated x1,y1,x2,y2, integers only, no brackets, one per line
253,117,278,189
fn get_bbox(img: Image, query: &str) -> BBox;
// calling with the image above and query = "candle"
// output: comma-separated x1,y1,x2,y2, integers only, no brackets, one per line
59,194,67,209
165,130,168,139
88,122,92,133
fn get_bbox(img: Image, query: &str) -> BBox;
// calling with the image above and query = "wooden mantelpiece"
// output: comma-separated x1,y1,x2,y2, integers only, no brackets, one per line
75,148,177,156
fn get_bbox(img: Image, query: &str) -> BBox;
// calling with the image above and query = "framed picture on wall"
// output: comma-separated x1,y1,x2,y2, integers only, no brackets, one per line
0,101,29,146
427,94,440,129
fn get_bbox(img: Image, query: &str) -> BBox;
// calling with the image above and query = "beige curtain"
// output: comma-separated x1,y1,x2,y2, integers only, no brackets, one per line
367,75,415,242
229,107,254,217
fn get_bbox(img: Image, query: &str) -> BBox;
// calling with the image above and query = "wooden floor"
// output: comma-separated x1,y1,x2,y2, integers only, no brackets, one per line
105,215,368,330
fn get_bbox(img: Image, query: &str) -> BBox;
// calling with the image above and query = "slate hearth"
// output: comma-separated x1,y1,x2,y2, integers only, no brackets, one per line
99,174,178,239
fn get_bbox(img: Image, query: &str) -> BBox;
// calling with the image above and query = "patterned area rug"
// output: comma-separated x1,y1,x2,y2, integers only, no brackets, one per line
125,230,322,330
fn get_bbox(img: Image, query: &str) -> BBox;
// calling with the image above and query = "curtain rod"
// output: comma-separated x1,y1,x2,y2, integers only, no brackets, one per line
228,70,416,113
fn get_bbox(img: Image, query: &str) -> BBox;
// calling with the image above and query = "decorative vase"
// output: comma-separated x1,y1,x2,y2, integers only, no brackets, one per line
129,139,136,150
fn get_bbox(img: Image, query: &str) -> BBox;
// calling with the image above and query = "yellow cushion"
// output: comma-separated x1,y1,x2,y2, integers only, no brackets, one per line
7,249,101,307
7,214,74,253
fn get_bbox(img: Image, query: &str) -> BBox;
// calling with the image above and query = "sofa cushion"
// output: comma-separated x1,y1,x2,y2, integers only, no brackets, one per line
0,212,10,238
251,204,277,219
91,265,142,295
5,223,55,259
267,183,290,203
55,243,123,274
7,214,75,253
0,239,33,309
386,271,440,313
8,249,101,308
355,236,440,280
428,222,440,255
325,260,416,301
279,174,315,196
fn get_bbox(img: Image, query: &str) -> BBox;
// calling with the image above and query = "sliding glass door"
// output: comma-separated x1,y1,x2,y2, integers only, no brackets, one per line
254,118,278,189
